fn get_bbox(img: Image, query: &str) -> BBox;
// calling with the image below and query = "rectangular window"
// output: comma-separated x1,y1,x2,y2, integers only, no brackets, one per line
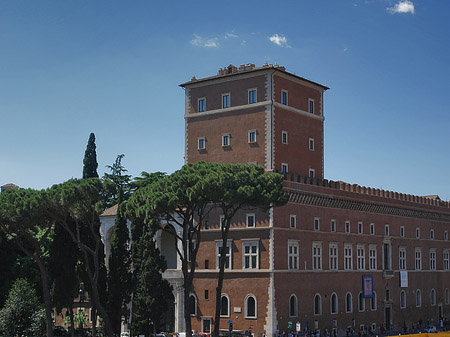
329,243,338,270
312,243,322,270
288,241,299,270
246,214,255,228
345,221,350,233
282,131,288,144
399,248,406,270
416,228,420,238
445,231,448,241
314,217,320,231
248,89,257,104
243,240,259,269
358,222,363,234
370,223,375,235
282,90,288,105
415,248,422,270
430,249,436,270
222,134,230,147
308,99,314,113
198,137,206,150
198,98,206,112
205,260,209,269
309,138,315,151
357,245,365,270
205,289,209,300
444,250,450,270
216,241,232,269
290,215,296,229
330,219,336,232
204,221,209,230
222,93,230,108
430,229,434,240
400,226,405,237
384,224,390,236
248,130,256,143
344,244,353,270
369,245,377,270
282,163,288,174
309,169,315,179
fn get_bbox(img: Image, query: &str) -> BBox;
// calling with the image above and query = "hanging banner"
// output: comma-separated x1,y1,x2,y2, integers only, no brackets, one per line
362,275,374,298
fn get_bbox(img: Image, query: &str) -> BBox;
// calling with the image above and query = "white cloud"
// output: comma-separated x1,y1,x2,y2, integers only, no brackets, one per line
387,1,415,14
190,34,219,48
225,32,238,39
269,34,291,48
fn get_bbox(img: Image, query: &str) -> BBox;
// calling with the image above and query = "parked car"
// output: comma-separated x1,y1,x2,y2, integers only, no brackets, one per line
424,325,437,333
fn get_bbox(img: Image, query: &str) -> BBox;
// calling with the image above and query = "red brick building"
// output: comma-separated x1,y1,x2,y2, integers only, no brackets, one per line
172,63,450,337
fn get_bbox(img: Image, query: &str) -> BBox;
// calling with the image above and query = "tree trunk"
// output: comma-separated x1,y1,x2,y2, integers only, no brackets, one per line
92,306,97,337
184,282,193,337
35,254,54,337
69,307,75,337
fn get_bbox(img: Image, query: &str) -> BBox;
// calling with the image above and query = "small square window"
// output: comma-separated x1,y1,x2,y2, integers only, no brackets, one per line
222,93,230,108
358,222,363,234
416,228,420,238
400,226,404,237
309,138,315,151
309,169,315,179
246,214,255,227
198,137,206,150
282,131,288,144
222,134,230,147
385,224,390,236
198,98,206,112
430,229,434,240
345,221,350,233
248,89,257,104
308,99,314,113
330,219,336,232
282,163,288,174
370,223,375,235
205,260,209,269
282,90,288,105
290,215,296,229
314,217,320,231
248,130,256,143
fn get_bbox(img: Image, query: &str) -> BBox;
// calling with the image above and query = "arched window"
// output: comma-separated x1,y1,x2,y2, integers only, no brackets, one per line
189,294,197,316
358,292,365,312
220,294,230,317
431,289,436,306
245,294,257,318
400,290,406,309
346,292,353,313
289,295,298,317
370,291,377,311
330,293,338,314
416,289,421,307
446,288,450,305
314,294,322,315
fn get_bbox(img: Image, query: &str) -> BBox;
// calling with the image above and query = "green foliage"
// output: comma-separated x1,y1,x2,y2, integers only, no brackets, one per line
83,133,99,179
64,310,88,329
102,154,132,209
0,278,43,337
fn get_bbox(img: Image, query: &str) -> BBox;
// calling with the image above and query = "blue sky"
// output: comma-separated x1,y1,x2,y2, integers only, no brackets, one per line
1,0,449,200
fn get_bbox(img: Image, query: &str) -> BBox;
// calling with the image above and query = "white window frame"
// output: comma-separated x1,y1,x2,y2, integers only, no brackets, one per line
309,138,315,151
345,292,353,313
282,90,288,105
330,219,336,232
370,223,375,235
198,97,206,112
220,294,230,317
314,217,320,231
244,294,257,318
246,213,255,228
216,241,232,270
370,291,377,311
416,289,421,307
309,169,315,179
248,88,257,104
330,292,338,314
400,226,405,237
222,133,230,147
358,222,363,234
415,248,422,270
385,224,390,236
430,249,436,270
400,290,406,309
312,242,322,270
399,247,406,270
308,98,315,113
290,214,296,229
198,137,206,150
444,249,449,270
289,294,298,317
357,245,365,270
282,163,288,174
222,93,230,109
242,240,259,269
430,229,434,240
201,317,212,333
248,130,256,143
344,244,353,270
189,293,198,316
345,221,351,233
288,240,299,270
282,131,288,144
369,245,377,270
329,243,338,270
314,293,322,315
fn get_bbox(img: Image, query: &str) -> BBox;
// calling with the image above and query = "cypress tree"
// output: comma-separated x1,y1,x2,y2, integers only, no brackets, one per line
83,133,99,179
